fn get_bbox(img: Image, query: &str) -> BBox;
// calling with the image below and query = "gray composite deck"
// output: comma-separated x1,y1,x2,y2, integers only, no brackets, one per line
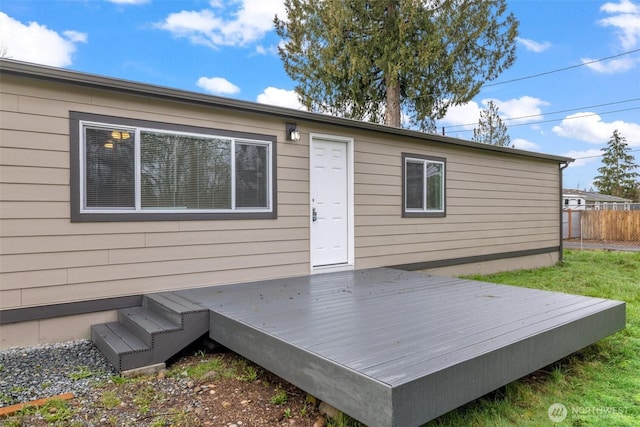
172,268,625,427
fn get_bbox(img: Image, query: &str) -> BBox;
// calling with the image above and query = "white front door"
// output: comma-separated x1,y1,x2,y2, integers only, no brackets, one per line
310,137,351,268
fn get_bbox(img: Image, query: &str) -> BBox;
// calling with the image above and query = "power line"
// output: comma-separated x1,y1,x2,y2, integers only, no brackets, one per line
507,107,640,128
446,106,640,134
444,98,640,130
484,48,640,87
505,98,640,123
573,148,640,160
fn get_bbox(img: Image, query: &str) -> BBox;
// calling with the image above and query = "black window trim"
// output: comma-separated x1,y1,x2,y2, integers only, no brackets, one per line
70,111,277,222
401,152,446,218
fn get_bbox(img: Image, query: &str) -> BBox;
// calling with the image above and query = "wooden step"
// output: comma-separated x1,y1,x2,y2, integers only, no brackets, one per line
118,306,180,347
142,292,207,326
91,322,149,371
91,292,210,372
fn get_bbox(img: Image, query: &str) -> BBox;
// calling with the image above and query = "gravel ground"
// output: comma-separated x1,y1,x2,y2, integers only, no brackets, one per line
0,340,117,407
0,341,328,426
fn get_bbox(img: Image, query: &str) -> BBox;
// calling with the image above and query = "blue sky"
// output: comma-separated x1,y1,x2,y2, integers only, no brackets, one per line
1,0,639,190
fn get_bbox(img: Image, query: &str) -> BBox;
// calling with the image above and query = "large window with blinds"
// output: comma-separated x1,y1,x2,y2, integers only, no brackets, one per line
402,153,446,218
71,112,276,221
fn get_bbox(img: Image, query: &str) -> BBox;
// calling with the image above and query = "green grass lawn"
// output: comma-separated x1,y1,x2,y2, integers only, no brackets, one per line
425,249,640,427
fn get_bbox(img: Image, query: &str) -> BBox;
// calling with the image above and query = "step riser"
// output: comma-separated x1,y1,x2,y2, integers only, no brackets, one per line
91,322,151,372
118,308,180,347
91,326,122,371
117,311,154,347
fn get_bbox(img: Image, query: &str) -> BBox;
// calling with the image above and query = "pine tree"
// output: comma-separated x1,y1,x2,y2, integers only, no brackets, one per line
472,100,511,147
274,0,518,130
593,130,639,200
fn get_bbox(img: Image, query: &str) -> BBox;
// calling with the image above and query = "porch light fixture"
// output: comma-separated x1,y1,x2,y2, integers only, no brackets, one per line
286,123,301,142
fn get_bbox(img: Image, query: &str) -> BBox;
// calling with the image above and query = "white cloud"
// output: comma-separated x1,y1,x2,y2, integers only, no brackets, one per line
517,37,551,53
511,138,541,151
581,55,638,73
598,0,640,49
439,96,550,135
253,44,279,56
488,96,550,124
580,1,640,74
438,100,481,130
552,112,640,146
599,12,640,50
196,76,240,95
63,30,88,44
156,0,285,49
602,0,640,13
0,13,87,67
257,87,305,110
562,149,604,167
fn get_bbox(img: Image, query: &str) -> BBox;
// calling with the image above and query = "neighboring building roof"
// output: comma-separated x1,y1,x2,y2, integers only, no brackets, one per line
562,189,632,203
0,58,573,164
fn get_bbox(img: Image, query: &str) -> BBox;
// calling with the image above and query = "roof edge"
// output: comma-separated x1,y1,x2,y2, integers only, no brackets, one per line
562,189,632,202
1,59,573,163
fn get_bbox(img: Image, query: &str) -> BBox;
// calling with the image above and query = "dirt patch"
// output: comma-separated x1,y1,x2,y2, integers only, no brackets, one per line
2,351,336,426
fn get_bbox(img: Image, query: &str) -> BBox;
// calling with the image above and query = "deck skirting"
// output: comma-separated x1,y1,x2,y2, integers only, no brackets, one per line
391,301,625,426
209,310,394,424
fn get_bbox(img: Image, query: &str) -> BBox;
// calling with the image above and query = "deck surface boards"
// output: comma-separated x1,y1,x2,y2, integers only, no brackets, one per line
326,296,591,367
172,267,625,427
301,291,585,351
129,307,178,330
210,275,477,334
365,299,621,382
102,322,148,352
392,299,622,384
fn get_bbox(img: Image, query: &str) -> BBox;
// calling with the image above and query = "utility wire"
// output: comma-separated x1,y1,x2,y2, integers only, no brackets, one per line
484,48,640,87
572,148,640,160
444,98,640,130
438,51,640,134
506,107,640,128
446,106,640,134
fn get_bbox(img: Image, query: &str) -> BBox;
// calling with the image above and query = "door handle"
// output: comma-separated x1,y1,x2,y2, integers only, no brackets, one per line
312,207,317,222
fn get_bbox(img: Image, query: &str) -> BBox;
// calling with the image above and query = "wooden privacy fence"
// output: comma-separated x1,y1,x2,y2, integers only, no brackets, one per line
580,210,640,242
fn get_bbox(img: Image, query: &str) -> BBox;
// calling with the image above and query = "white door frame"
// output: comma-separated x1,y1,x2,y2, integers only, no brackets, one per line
309,133,355,273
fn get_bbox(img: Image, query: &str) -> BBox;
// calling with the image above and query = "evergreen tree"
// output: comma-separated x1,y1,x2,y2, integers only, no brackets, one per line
472,100,511,147
593,130,639,200
274,0,518,130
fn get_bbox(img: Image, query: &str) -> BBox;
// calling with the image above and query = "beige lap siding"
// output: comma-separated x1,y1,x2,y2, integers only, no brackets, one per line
0,75,309,310
350,134,560,269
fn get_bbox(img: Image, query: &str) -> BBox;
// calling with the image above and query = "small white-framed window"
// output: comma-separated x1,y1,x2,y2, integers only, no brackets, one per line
71,112,276,222
402,153,446,218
